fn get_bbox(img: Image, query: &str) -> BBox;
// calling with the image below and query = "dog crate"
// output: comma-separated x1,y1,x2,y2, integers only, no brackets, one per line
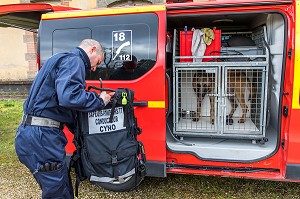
172,28,269,139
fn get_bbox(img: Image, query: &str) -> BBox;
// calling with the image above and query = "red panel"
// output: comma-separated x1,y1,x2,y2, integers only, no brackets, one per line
179,29,221,62
167,0,293,10
180,31,193,62
286,110,300,164
77,66,167,162
64,128,75,154
0,3,79,15
166,0,193,4
166,149,286,180
65,9,167,164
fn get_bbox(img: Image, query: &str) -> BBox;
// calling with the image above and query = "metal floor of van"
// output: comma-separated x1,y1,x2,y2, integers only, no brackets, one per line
176,117,259,133
166,124,277,162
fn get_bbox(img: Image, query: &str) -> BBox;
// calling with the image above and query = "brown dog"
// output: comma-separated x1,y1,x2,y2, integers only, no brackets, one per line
192,71,253,124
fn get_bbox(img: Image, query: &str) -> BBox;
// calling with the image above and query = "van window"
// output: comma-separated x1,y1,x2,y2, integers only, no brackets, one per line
39,13,158,81
87,13,158,80
53,28,92,55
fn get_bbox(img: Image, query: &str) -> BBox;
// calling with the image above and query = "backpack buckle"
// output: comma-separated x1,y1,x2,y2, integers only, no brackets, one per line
112,155,118,165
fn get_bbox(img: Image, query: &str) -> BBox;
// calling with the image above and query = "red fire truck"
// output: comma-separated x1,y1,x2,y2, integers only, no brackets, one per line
1,0,300,191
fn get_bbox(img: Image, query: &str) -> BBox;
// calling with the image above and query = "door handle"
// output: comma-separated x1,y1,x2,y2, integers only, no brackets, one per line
166,73,172,117
133,101,148,107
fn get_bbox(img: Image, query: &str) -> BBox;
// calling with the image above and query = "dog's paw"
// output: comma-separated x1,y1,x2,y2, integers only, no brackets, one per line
238,119,245,123
226,115,233,125
192,118,199,122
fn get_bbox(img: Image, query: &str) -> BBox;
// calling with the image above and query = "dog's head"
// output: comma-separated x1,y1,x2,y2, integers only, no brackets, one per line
193,72,215,102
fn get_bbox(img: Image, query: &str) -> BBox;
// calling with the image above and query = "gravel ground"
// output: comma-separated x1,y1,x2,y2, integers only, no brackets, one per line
0,163,41,198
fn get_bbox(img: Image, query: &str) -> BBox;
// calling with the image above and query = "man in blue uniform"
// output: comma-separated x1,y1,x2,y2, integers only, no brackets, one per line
15,39,112,199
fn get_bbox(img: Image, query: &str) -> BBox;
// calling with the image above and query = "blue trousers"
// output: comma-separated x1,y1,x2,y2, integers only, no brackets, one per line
15,125,74,199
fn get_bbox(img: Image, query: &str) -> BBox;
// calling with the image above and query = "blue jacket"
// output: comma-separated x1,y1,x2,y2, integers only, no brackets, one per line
23,47,105,123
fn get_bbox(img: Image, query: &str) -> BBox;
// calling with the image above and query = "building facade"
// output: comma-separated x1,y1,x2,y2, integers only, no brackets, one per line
0,0,165,83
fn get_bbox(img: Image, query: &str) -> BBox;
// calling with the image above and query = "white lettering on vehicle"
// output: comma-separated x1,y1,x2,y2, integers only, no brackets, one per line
112,30,132,61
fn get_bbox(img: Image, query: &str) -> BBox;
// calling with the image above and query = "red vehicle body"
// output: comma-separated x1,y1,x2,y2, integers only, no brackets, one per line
1,0,300,188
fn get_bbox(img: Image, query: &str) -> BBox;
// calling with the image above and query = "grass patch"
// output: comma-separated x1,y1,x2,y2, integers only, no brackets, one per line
0,99,23,163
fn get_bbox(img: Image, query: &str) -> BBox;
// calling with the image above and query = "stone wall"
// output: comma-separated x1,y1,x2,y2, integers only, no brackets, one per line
0,0,30,81
0,28,29,81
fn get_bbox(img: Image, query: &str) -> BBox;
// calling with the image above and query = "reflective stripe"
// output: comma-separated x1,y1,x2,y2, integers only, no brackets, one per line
30,116,61,128
90,168,135,183
293,1,300,109
22,115,62,129
42,5,166,19
148,101,165,108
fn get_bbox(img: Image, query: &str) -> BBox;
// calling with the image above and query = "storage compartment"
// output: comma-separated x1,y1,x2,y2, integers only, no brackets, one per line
167,12,285,161
180,29,221,62
174,25,269,139
221,46,263,56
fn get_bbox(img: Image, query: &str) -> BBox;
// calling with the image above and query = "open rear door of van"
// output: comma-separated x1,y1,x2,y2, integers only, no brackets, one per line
0,3,79,32
165,0,298,181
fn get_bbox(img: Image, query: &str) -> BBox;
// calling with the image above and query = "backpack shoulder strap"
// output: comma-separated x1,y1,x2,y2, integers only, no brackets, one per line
109,95,118,123
69,111,86,197
109,88,129,127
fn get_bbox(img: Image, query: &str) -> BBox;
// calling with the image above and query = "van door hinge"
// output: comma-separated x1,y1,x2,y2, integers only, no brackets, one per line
166,161,175,169
283,92,289,96
283,106,288,117
288,48,292,59
281,139,285,149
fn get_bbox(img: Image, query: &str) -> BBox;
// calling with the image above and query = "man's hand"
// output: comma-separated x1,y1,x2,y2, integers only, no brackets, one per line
99,91,114,106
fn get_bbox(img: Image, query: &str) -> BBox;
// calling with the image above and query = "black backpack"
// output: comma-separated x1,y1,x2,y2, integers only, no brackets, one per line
69,88,146,196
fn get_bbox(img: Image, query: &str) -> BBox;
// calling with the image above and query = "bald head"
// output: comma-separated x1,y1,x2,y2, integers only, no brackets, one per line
79,39,104,71
79,39,103,54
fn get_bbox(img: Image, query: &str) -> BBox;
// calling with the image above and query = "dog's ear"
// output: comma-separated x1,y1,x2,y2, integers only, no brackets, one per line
193,72,201,78
210,73,216,82
198,70,206,77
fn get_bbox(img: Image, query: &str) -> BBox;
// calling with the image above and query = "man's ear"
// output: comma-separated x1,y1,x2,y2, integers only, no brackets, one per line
90,46,96,54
